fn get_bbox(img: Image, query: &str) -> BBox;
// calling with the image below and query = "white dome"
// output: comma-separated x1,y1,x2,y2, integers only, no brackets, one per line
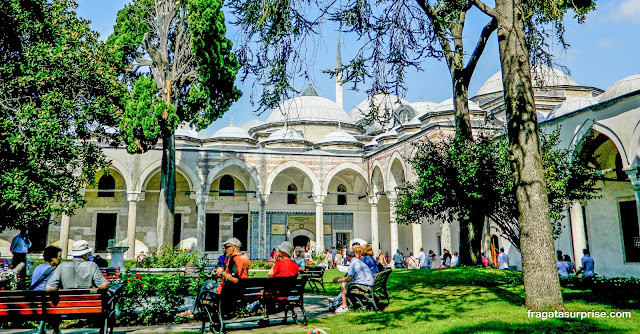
265,96,350,124
537,111,550,122
434,98,484,113
317,129,359,145
265,127,305,141
349,94,409,123
476,66,578,96
210,124,254,140
410,101,438,116
175,123,198,138
599,74,640,102
545,96,599,121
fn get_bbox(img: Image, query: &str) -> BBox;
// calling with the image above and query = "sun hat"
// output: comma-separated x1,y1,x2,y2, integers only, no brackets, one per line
221,237,242,248
277,241,294,256
67,240,93,257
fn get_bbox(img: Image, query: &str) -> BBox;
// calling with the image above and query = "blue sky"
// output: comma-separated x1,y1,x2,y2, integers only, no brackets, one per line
76,0,640,137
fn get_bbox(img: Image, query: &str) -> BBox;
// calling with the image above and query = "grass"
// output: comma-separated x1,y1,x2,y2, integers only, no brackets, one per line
297,267,640,334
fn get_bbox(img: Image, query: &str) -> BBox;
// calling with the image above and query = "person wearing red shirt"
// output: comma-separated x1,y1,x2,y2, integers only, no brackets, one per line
268,241,298,277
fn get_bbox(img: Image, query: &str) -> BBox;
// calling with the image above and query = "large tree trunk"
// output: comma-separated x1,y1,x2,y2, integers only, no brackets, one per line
452,71,473,141
157,133,176,247
458,215,484,265
494,0,564,310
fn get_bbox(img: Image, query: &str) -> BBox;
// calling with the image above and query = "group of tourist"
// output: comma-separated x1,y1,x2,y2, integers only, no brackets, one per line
556,248,595,278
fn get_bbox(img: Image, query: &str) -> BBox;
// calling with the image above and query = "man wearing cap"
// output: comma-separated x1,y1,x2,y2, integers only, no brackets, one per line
268,241,298,278
178,237,249,319
329,248,374,314
46,240,108,292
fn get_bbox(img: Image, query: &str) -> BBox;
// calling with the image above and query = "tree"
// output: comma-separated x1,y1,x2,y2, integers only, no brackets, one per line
231,0,498,264
0,0,123,234
397,129,600,253
108,0,241,247
470,0,594,310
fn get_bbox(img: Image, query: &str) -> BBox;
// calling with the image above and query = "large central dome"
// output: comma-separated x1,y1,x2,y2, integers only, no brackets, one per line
476,66,578,96
265,85,351,124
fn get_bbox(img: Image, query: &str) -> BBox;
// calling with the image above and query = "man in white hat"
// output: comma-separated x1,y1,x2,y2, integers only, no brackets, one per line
177,237,249,319
268,241,298,277
46,240,108,291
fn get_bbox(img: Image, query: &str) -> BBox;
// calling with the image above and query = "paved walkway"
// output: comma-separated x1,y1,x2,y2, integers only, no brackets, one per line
2,295,335,334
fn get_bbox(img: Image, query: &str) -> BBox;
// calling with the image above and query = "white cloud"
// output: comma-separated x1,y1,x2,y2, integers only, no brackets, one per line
615,0,640,23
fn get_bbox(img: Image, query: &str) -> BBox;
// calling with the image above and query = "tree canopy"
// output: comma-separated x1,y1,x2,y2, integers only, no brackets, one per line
0,0,124,233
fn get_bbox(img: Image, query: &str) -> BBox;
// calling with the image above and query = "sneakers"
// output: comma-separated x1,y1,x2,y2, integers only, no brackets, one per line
334,305,349,314
176,309,195,319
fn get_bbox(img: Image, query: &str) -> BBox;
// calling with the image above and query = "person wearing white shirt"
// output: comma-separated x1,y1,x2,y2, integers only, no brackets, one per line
417,247,428,269
497,247,509,270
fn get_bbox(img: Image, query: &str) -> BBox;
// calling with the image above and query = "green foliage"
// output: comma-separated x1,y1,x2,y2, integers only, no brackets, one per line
397,130,600,250
248,260,274,269
137,245,201,268
115,272,204,326
0,0,124,231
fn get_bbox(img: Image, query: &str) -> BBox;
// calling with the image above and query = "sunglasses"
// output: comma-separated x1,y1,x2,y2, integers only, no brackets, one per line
223,245,233,249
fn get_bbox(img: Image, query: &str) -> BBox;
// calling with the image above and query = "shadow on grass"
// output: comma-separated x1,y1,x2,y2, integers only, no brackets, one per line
442,319,625,334
562,290,640,310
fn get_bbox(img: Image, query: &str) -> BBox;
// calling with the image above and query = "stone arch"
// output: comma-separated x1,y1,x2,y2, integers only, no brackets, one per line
370,160,385,192
290,228,315,241
104,159,133,192
264,161,321,196
629,120,640,168
386,152,407,192
205,158,261,194
137,160,198,193
321,162,368,196
572,122,630,169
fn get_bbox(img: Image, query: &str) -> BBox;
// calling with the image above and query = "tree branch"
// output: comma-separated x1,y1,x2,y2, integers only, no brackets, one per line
415,0,454,72
470,0,497,18
463,18,497,82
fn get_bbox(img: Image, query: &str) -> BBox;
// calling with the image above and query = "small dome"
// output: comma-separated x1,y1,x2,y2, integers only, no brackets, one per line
545,96,599,121
476,66,578,96
349,94,409,123
434,98,484,113
265,127,305,141
599,74,640,102
265,86,350,124
537,111,549,122
410,100,438,116
175,122,198,138
317,129,359,145
210,121,254,140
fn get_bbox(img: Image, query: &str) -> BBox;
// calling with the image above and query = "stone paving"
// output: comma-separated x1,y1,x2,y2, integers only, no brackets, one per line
1,294,335,334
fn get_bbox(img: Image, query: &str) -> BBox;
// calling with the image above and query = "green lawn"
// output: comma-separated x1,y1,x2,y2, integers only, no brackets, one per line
301,267,640,334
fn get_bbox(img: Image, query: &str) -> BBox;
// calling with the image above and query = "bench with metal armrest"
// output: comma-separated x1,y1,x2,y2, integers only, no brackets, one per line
346,269,392,311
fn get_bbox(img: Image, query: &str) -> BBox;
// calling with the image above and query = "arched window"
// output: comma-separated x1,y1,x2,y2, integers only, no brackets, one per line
98,174,115,197
337,184,347,205
287,184,297,204
219,175,234,196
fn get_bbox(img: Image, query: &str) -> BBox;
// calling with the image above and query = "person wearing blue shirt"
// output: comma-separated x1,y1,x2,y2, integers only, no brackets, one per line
330,248,373,314
577,248,595,277
10,228,31,287
294,246,306,271
30,246,62,334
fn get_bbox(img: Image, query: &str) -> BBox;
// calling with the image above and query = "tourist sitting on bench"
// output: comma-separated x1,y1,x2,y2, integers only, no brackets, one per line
328,248,374,314
177,237,249,319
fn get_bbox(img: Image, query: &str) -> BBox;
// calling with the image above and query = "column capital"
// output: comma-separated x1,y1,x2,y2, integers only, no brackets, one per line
626,169,640,190
314,195,326,205
387,191,398,202
195,191,209,204
368,195,379,205
257,193,269,204
127,191,141,202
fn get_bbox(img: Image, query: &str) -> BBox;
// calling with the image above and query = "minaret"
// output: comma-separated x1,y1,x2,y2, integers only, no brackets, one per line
335,35,344,110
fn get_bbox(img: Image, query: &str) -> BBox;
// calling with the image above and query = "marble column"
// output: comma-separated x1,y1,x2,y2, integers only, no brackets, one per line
368,195,379,254
126,192,141,259
258,193,269,259
196,191,209,254
388,194,399,257
314,195,326,252
441,221,451,253
569,201,587,264
412,222,422,256
60,213,71,259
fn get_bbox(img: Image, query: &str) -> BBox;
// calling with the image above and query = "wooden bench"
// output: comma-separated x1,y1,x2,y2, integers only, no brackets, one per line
197,276,308,334
0,288,119,334
301,266,325,293
346,269,392,311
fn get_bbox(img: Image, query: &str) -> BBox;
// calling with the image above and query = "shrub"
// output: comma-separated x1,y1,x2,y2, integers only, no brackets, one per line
248,260,273,269
138,244,201,268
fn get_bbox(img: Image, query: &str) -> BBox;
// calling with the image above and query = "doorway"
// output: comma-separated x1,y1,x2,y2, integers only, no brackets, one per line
95,213,117,252
293,235,310,249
